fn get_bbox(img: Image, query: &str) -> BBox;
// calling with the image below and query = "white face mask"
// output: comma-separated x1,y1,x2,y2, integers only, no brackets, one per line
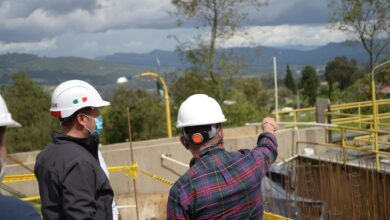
0,154,6,182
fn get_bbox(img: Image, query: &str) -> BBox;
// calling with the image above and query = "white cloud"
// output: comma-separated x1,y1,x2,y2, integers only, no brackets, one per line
0,38,56,53
0,0,342,57
0,0,175,43
35,27,197,57
27,24,349,58
220,24,348,48
0,0,331,43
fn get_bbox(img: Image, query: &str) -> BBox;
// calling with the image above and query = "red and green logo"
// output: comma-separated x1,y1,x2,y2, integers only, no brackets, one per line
73,97,88,105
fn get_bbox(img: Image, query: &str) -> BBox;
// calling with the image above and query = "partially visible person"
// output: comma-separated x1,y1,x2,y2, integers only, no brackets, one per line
98,149,120,220
167,94,278,219
34,80,114,220
0,94,41,220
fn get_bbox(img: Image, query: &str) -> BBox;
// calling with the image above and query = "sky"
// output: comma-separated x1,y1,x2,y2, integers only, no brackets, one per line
0,0,349,58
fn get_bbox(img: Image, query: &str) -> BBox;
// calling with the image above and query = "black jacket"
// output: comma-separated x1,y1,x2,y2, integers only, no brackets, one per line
34,132,114,220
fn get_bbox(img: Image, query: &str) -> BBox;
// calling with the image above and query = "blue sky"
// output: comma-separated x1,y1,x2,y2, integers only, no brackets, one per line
0,0,348,58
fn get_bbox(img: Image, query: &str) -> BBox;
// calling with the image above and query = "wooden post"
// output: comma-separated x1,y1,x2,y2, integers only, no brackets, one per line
127,107,139,220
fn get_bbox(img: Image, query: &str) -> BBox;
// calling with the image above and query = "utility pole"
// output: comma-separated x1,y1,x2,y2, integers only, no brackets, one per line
273,56,279,122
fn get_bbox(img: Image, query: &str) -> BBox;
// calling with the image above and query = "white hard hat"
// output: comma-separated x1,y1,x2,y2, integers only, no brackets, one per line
50,80,110,119
177,94,227,128
0,94,21,127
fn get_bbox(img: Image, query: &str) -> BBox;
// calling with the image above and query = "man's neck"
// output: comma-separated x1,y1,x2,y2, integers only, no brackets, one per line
61,126,87,139
190,140,222,159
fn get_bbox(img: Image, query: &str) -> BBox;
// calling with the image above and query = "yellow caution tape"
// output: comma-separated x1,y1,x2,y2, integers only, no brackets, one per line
137,169,173,186
108,163,138,180
7,163,291,220
3,173,36,183
108,163,173,186
4,164,138,183
120,164,291,219
124,162,138,180
264,212,291,220
20,196,41,202
19,194,289,220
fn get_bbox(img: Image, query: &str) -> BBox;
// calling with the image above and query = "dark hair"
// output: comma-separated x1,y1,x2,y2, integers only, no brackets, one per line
60,107,94,124
183,123,221,134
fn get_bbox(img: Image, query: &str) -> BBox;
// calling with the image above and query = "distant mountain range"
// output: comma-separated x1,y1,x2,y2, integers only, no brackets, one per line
0,41,369,88
98,41,368,73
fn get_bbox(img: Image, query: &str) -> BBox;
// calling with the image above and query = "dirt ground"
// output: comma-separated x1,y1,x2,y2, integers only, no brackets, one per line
116,193,168,220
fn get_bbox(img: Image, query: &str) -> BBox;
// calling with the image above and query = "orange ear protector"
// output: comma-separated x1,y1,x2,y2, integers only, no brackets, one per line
192,133,204,144
183,125,217,145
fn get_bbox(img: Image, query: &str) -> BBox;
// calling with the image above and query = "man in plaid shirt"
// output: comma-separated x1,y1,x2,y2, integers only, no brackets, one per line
167,94,278,219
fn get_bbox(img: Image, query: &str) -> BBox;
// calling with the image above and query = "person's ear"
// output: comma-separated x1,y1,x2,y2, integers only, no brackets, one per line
76,113,88,127
219,127,224,139
218,127,224,145
180,136,190,149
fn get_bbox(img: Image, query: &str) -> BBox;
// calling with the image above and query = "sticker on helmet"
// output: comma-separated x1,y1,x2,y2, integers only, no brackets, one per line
73,97,88,105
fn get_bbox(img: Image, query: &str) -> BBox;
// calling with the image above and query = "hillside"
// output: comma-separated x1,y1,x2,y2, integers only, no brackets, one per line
0,53,148,86
0,41,370,87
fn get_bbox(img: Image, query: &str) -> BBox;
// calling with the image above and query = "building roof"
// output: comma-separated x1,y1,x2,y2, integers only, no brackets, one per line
380,86,390,94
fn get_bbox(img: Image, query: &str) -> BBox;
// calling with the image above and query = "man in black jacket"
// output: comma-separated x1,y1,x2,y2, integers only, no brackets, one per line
35,80,113,220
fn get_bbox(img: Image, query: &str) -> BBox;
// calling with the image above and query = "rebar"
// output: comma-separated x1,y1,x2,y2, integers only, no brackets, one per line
296,157,389,219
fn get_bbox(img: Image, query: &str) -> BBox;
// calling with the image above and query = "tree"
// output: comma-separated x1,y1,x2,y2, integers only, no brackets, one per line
329,0,390,69
325,56,359,101
171,0,267,83
0,72,58,152
171,69,221,105
299,66,320,106
222,88,259,126
284,64,296,94
234,77,269,114
103,86,166,144
171,71,269,127
341,75,371,103
376,66,390,98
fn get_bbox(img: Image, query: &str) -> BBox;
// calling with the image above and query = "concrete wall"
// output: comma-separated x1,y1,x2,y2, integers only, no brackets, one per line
3,126,325,197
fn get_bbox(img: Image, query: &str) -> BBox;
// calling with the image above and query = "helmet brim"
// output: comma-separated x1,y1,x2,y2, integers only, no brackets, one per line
0,119,22,128
94,100,110,108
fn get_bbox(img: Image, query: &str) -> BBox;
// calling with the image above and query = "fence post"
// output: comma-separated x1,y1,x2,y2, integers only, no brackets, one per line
341,127,347,165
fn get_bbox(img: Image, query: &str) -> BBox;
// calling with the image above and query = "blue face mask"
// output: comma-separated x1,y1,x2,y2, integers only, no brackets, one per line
84,114,104,136
94,115,103,135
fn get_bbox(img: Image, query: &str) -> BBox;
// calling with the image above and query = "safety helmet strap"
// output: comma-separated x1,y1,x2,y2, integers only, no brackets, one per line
183,124,217,145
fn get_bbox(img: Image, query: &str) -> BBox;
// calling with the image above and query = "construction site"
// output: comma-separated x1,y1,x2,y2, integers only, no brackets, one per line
1,0,390,219
1,95,390,220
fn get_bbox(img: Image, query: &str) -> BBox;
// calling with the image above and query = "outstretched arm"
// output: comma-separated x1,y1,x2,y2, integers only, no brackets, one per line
253,117,278,177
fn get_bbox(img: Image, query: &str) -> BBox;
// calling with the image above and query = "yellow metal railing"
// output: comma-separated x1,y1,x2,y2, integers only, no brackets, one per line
274,98,390,124
273,98,390,171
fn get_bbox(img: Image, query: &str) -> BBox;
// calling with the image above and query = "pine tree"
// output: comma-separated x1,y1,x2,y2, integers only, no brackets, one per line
299,66,320,106
284,64,296,94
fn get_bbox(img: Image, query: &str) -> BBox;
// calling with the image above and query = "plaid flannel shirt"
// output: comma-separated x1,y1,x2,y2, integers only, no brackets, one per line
167,132,278,220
